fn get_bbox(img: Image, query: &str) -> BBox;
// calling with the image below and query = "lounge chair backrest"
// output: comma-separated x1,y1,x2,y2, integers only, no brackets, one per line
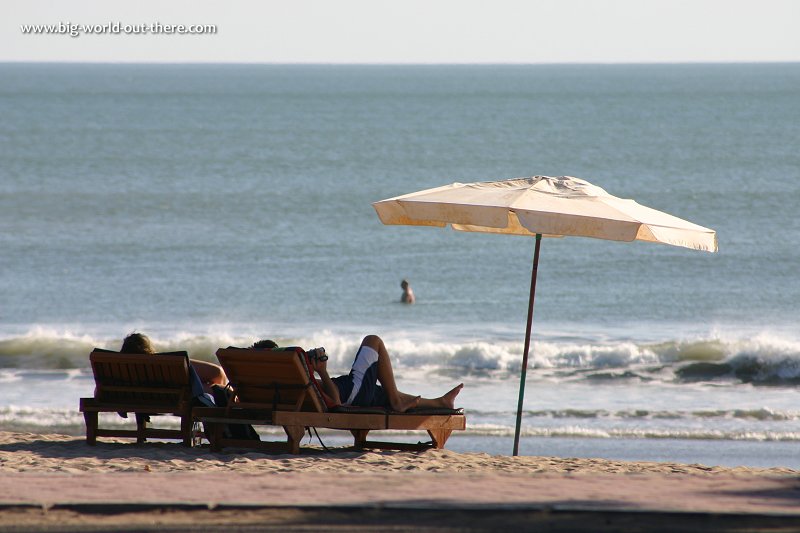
89,349,192,407
215,347,326,413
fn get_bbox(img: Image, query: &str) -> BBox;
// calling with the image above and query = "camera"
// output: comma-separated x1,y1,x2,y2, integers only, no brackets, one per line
306,347,328,362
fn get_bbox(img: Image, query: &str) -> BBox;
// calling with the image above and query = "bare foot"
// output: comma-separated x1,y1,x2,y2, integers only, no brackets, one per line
438,383,463,409
391,395,420,413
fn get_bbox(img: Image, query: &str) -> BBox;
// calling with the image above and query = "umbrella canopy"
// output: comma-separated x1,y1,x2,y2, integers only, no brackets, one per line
373,175,718,455
374,175,717,251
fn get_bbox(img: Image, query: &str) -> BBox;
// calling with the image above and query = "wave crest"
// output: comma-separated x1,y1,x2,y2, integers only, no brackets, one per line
2,327,800,386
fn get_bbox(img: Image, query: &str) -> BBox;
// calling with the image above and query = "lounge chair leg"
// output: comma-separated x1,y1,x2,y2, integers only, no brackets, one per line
350,429,369,449
180,416,194,447
428,429,453,449
206,422,224,452
83,411,98,445
135,414,147,444
284,425,305,454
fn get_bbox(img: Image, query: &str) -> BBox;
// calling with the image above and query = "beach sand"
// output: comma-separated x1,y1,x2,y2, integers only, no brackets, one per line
1,431,799,531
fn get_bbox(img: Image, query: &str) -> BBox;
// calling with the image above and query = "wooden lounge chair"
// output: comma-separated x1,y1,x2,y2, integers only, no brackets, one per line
193,347,466,453
79,349,197,446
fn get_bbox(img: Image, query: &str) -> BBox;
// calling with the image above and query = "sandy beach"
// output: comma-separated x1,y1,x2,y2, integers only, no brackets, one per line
1,431,799,532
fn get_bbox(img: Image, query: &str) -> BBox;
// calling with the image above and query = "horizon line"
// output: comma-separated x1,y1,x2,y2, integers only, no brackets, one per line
1,59,799,66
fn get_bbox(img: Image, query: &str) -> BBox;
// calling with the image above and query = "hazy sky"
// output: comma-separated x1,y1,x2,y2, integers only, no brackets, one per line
3,0,799,63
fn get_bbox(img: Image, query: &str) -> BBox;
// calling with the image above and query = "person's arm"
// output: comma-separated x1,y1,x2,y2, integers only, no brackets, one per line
313,359,342,405
190,359,228,388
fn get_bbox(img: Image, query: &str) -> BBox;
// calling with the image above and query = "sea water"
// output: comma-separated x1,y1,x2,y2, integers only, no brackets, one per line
1,63,799,467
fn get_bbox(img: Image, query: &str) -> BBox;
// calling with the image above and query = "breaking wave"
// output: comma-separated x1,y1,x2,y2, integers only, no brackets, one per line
1,327,800,385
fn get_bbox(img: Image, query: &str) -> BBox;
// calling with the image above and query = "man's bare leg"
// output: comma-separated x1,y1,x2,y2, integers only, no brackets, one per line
360,335,462,412
361,335,420,412
415,384,464,410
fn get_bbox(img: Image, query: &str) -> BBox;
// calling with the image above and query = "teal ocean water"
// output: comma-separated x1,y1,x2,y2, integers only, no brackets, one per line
1,63,799,465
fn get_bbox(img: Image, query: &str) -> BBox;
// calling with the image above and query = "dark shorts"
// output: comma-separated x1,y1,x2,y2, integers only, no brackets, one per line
332,345,389,408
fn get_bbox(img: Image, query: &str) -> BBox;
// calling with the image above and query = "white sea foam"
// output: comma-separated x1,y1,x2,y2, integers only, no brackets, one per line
2,326,800,386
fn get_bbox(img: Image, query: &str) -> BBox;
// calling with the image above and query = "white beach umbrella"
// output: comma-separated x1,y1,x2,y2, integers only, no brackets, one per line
372,175,717,455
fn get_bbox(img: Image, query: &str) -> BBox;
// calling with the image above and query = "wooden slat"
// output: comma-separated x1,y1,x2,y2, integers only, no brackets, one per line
95,428,184,439
193,407,272,424
357,440,436,452
387,414,466,431
97,385,183,395
233,401,303,412
225,361,301,382
273,410,386,430
80,400,188,415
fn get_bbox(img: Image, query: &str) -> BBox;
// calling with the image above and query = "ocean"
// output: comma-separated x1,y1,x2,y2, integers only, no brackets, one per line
1,62,799,466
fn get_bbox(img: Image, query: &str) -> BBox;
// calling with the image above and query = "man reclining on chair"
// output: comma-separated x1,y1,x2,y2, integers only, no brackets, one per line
255,335,463,413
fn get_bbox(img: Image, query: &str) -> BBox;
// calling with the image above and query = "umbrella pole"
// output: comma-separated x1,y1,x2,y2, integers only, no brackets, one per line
513,233,542,456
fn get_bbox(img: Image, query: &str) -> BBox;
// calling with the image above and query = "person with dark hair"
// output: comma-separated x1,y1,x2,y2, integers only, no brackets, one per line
120,332,152,354
120,332,227,393
256,335,462,413
251,339,278,350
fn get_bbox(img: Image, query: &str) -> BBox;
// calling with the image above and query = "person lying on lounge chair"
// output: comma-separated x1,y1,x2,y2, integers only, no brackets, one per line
254,334,462,413
121,332,228,393
116,332,226,425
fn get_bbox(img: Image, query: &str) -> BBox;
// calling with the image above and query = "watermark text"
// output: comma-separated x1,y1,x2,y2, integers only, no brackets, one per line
21,22,218,38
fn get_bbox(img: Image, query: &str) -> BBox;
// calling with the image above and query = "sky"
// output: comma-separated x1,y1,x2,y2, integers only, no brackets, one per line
2,0,799,64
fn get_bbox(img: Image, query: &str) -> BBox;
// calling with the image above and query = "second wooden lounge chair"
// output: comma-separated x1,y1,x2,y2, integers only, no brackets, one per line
193,347,466,453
